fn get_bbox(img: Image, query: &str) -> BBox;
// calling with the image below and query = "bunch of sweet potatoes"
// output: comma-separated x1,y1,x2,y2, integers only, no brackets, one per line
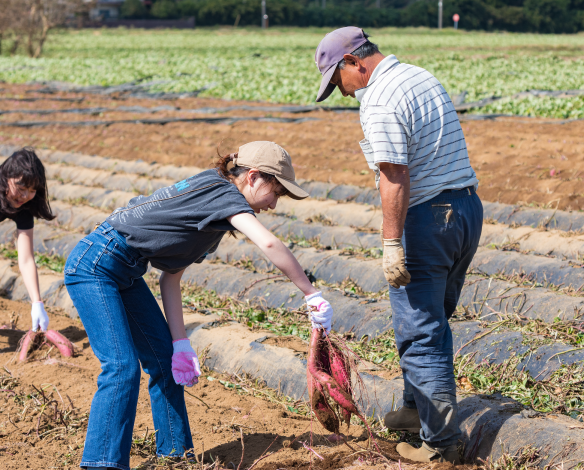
18,329,75,362
307,328,362,433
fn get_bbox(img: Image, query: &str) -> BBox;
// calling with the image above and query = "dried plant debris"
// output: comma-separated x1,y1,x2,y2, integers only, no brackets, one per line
0,373,88,442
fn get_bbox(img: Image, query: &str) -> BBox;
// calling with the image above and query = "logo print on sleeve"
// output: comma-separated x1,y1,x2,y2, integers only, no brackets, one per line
175,180,190,192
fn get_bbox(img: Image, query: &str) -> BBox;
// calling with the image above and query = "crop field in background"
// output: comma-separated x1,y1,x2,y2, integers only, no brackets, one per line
1,27,584,117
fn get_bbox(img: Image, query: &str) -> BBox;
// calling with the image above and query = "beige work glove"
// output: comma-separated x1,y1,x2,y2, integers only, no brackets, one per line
381,219,411,288
380,221,411,288
383,238,411,288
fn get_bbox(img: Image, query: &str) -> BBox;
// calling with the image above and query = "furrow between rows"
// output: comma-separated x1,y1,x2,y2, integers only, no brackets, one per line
471,247,584,292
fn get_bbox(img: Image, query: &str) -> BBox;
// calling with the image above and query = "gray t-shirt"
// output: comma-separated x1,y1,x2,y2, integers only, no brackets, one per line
107,169,255,273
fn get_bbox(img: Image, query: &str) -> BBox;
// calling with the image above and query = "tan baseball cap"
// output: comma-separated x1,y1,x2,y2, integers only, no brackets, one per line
234,141,309,200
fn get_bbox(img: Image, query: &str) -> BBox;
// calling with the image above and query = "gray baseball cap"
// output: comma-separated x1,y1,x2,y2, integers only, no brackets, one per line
314,26,368,103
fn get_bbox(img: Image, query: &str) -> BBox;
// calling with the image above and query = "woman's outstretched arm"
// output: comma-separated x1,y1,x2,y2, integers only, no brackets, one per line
228,213,318,296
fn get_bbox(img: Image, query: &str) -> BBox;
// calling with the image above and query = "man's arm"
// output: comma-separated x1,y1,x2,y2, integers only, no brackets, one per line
378,162,411,288
379,162,410,238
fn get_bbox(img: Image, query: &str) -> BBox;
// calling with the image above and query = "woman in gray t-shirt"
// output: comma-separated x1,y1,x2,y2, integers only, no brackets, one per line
64,141,334,470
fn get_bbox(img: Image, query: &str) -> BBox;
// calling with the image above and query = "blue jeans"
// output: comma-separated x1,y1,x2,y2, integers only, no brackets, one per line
64,222,193,470
390,187,482,448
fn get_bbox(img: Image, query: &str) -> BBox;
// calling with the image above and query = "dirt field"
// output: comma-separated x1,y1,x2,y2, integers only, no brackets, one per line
1,84,584,211
0,83,581,469
0,299,472,470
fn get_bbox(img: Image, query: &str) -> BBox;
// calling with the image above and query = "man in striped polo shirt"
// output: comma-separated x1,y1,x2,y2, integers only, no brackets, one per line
314,27,482,464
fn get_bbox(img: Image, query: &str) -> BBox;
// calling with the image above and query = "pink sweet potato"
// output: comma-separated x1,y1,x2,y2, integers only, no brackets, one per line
18,330,74,361
307,330,339,433
45,330,74,357
329,341,353,425
307,372,339,433
18,330,37,362
307,329,364,431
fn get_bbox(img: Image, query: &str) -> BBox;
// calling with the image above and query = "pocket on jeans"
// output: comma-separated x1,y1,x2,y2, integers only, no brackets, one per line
64,239,93,275
431,204,454,226
105,242,138,267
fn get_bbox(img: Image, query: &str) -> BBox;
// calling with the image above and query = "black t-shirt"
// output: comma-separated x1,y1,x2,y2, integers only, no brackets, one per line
0,209,34,230
107,169,255,274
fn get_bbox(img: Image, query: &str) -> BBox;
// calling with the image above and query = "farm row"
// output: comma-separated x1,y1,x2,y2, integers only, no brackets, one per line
0,145,583,465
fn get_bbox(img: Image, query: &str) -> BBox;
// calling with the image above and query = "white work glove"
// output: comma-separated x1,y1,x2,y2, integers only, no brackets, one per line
306,291,333,333
383,238,411,289
171,339,201,387
31,301,49,332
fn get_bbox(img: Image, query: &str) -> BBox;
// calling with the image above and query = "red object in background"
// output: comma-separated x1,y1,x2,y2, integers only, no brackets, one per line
453,13,460,22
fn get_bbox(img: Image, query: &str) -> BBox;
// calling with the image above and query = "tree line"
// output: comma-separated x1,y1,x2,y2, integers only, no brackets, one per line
121,0,584,33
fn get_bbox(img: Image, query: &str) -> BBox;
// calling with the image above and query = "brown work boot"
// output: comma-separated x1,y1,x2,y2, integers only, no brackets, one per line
396,442,461,464
383,406,421,433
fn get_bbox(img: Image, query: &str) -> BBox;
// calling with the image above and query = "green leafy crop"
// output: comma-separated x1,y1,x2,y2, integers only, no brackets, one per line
0,28,583,117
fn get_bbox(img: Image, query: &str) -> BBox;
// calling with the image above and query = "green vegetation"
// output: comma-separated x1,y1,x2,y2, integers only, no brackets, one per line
480,95,584,119
0,245,66,272
1,28,584,118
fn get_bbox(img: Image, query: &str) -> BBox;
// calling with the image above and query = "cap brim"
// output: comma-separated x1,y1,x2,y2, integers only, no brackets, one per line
315,65,337,103
275,175,309,200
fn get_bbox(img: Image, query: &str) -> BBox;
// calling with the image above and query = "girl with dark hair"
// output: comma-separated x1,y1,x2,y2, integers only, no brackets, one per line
64,141,334,470
0,148,55,332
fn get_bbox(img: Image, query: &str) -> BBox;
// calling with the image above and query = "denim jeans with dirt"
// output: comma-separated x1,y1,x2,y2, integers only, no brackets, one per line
390,187,482,448
64,222,193,470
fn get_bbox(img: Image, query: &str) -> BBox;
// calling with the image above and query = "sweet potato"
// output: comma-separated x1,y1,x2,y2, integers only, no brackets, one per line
307,329,364,430
18,330,37,362
329,341,352,425
18,330,74,361
307,330,339,433
307,372,339,433
45,330,74,357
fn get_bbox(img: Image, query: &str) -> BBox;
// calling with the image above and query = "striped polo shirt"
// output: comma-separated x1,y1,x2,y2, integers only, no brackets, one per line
355,55,478,207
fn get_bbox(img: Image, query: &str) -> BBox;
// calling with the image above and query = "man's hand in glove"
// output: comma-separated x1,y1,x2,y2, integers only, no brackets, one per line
171,339,201,387
306,291,333,333
383,238,411,288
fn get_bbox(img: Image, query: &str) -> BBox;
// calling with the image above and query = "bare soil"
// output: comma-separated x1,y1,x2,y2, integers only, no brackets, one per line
0,299,474,470
2,84,584,211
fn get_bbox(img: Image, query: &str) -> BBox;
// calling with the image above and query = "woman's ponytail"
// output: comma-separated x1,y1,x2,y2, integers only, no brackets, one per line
215,152,239,180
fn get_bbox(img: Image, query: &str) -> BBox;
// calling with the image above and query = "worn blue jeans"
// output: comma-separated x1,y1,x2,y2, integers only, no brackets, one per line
64,222,193,470
390,187,482,448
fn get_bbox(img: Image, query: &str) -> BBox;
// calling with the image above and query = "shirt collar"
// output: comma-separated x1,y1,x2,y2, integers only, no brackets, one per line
354,55,400,103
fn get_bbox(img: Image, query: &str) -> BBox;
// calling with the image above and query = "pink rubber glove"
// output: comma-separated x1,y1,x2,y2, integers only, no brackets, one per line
171,339,201,387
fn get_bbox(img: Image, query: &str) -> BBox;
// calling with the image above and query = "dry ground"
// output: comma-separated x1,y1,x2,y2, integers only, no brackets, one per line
1,84,584,211
0,298,474,470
